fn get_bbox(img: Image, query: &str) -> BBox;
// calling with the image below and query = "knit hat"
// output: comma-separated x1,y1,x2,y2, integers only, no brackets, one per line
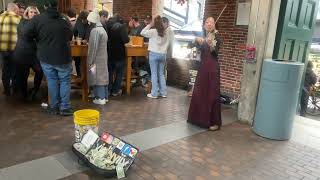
87,10,100,24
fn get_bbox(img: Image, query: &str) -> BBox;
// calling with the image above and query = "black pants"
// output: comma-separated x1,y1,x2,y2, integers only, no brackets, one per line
14,60,43,99
74,57,81,77
108,59,125,94
1,52,15,95
300,89,309,116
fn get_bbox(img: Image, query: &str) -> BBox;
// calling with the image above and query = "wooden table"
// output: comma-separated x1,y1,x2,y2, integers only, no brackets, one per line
125,44,148,95
71,44,88,101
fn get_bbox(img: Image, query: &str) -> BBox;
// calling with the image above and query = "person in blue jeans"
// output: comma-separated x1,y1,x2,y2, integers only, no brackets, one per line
41,63,72,113
141,16,172,98
25,0,73,115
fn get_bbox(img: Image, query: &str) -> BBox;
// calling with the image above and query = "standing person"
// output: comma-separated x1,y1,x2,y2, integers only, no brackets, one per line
87,11,109,105
300,61,317,117
141,15,171,99
128,15,144,36
187,17,222,131
25,0,73,116
66,8,77,31
73,10,90,40
13,6,43,100
0,3,20,96
16,3,25,17
144,15,152,26
99,10,108,31
73,10,89,77
162,17,174,79
108,14,129,96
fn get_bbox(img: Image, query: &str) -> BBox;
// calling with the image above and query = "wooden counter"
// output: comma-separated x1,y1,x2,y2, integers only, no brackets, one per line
125,44,148,95
71,44,88,101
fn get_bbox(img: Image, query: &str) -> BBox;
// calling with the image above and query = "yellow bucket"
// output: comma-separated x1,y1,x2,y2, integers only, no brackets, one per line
74,109,100,142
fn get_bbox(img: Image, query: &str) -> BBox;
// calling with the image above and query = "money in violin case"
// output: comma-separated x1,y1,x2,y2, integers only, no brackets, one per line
72,130,139,178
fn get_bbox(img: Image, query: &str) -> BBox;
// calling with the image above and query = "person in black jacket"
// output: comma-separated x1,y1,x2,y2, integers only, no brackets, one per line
13,6,43,100
300,61,318,117
24,0,73,116
107,14,129,96
66,8,77,31
72,10,89,77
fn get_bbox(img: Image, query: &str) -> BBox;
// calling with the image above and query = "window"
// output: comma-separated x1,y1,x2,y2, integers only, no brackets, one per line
164,0,205,30
164,0,188,17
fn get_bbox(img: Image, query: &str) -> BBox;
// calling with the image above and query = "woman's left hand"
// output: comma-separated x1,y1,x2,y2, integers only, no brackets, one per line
195,37,204,45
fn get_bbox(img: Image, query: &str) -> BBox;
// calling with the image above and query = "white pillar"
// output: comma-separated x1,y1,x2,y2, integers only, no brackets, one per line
93,0,97,10
152,0,164,17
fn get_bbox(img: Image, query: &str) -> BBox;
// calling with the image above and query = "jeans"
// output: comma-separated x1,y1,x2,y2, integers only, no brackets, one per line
108,59,125,94
149,51,167,97
1,52,15,95
41,62,72,110
94,85,109,99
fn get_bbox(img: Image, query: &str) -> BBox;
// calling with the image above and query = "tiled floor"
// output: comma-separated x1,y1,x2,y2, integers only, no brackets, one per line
1,86,320,180
62,121,320,180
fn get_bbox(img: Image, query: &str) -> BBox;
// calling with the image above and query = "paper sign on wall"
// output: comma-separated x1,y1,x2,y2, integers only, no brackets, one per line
236,2,251,26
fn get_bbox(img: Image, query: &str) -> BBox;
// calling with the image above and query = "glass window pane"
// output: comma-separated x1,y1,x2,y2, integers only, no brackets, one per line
171,1,187,16
164,0,172,9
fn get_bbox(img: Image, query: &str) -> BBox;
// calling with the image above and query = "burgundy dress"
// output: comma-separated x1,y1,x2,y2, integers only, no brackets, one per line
187,32,222,128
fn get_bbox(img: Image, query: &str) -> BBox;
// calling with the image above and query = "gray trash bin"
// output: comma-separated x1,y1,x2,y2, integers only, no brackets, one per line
253,59,304,140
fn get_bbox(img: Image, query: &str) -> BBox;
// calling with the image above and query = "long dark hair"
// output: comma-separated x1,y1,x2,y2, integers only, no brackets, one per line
154,16,165,37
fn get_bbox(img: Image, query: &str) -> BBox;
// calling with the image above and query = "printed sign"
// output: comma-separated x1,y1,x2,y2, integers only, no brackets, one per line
81,129,99,148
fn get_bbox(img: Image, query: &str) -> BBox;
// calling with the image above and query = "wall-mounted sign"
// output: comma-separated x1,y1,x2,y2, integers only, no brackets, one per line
245,44,256,63
236,1,251,26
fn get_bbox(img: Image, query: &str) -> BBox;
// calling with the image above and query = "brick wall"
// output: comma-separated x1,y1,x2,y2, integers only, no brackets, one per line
167,59,190,89
70,0,93,13
205,0,248,96
113,0,152,23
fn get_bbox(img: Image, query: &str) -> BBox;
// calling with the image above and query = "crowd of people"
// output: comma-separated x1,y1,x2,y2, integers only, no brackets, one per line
0,0,174,116
0,0,224,131
1,0,318,133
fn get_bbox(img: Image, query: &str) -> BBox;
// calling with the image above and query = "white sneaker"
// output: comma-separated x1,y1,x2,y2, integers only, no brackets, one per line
93,98,106,105
147,93,158,99
160,95,167,98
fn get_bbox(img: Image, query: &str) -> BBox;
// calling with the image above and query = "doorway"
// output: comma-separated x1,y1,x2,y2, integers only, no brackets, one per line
273,0,319,120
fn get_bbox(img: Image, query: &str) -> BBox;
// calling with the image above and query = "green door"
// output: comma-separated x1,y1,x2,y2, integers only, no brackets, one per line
273,0,319,62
